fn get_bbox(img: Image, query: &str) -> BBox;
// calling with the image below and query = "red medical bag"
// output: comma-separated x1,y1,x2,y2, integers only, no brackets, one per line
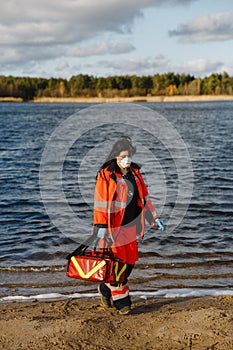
66,236,127,284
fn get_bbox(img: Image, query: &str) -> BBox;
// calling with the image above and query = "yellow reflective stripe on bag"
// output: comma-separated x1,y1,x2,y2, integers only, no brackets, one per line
115,262,127,282
71,256,106,279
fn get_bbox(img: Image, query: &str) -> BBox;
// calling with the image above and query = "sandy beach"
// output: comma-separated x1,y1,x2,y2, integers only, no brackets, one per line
0,295,232,350
33,95,233,103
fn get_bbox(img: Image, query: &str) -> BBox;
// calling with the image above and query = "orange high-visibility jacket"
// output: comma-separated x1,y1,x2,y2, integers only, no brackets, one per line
94,161,158,239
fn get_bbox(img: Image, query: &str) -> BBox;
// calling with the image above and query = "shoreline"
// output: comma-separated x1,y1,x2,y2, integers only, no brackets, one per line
1,95,233,103
0,295,232,349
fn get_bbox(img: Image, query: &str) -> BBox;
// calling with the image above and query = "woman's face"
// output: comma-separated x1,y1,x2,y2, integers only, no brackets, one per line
116,150,132,170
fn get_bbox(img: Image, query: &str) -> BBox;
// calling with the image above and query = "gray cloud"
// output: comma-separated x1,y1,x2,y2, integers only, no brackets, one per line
0,45,64,65
176,59,224,75
97,55,171,75
169,12,233,43
69,41,135,57
93,56,225,77
0,0,197,65
1,0,194,46
56,60,70,71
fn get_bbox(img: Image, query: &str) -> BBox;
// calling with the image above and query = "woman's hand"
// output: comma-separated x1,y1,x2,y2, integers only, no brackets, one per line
151,217,165,231
97,227,107,239
155,218,165,231
97,228,114,246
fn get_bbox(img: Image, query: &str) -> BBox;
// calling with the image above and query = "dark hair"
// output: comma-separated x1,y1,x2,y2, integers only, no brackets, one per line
100,136,136,169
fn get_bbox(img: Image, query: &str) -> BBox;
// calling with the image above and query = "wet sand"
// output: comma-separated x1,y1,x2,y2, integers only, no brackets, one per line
0,296,232,350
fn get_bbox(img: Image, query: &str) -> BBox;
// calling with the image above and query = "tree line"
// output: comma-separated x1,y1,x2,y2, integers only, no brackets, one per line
0,72,232,101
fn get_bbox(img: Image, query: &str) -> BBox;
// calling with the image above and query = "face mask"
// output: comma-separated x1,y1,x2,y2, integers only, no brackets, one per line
120,156,132,169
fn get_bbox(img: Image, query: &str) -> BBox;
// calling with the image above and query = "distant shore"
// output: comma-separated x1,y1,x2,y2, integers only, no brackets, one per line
33,95,233,103
1,95,233,103
0,97,24,102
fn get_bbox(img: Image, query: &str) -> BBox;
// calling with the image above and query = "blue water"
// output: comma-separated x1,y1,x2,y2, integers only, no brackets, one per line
0,101,233,298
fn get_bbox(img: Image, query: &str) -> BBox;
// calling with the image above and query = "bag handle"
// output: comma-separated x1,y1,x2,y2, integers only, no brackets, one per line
66,229,116,260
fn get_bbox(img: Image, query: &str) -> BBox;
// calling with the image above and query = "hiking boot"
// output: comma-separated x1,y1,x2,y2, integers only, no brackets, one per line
118,306,131,315
98,285,111,309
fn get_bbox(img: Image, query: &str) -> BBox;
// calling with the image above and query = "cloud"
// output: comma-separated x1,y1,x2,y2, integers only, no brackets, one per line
0,45,64,65
56,60,70,71
92,56,225,77
222,62,233,75
69,41,135,57
1,0,195,46
169,12,233,43
97,55,171,75
176,59,224,75
0,1,196,56
0,0,207,77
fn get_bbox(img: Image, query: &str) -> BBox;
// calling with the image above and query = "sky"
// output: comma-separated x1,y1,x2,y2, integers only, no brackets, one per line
1,0,233,79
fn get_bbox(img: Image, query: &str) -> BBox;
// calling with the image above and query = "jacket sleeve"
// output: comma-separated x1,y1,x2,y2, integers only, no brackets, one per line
139,171,159,224
93,169,109,227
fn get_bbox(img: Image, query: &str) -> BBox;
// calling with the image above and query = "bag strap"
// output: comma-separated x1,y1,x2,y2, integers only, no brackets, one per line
101,246,115,259
66,230,98,260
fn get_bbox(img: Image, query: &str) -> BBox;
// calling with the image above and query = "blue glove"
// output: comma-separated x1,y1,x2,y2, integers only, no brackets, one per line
97,228,107,239
155,218,165,231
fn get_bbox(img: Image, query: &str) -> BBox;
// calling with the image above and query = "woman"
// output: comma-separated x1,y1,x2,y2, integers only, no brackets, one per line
93,136,164,315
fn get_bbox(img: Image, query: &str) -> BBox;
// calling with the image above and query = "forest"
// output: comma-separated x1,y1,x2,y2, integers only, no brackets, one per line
0,72,232,101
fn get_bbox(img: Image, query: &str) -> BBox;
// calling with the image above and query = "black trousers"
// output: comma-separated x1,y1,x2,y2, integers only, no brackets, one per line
99,264,134,310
